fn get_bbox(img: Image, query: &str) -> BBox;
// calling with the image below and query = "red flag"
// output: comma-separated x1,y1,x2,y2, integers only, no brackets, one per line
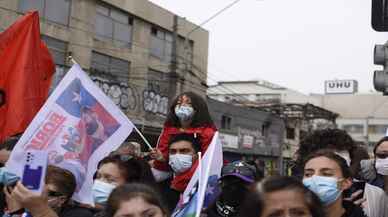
0,11,55,143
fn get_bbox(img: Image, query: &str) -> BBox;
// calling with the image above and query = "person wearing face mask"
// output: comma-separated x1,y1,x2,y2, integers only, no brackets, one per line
294,129,386,215
150,92,217,182
369,136,388,193
203,161,259,217
152,133,201,212
92,155,156,212
303,150,366,217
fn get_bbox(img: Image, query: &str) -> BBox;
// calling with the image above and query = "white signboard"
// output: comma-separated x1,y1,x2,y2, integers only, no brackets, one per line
242,135,254,149
325,80,358,94
219,133,238,149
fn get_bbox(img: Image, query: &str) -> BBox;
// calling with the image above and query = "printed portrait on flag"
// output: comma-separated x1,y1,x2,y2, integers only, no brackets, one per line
55,78,120,166
7,64,133,205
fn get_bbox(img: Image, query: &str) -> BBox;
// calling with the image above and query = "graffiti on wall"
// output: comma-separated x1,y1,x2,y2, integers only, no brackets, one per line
91,76,138,112
143,69,169,116
143,90,168,116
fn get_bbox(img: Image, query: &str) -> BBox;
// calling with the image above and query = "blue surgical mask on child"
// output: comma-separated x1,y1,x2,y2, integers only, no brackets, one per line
175,105,194,122
92,180,117,204
303,175,342,205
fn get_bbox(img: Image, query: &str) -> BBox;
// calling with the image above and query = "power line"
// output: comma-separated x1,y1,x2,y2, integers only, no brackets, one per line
187,0,242,36
0,5,250,101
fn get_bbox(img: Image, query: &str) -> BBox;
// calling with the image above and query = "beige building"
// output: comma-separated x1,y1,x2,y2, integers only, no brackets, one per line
0,0,209,142
311,93,388,152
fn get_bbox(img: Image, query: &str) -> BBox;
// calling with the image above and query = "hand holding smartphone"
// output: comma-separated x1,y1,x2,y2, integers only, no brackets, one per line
21,150,48,194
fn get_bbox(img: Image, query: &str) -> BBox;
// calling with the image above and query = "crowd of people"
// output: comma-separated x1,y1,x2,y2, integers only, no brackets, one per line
1,91,388,217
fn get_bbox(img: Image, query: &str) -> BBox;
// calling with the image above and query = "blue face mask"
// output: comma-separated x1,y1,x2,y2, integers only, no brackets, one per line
303,176,342,205
175,105,194,122
92,180,117,205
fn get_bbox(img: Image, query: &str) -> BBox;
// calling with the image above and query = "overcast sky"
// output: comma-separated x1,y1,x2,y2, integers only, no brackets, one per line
149,0,388,94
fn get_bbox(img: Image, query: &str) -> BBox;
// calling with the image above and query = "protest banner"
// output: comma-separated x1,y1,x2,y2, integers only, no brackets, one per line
6,64,134,205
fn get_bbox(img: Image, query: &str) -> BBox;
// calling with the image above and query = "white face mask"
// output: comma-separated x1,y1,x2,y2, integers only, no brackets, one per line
375,158,388,175
169,154,193,174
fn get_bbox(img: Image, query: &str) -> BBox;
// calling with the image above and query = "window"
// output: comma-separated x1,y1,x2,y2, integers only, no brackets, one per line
221,115,232,130
41,35,67,65
150,27,172,62
147,69,168,92
19,0,71,25
41,35,68,91
90,52,130,84
368,125,388,134
95,4,133,46
286,127,295,140
342,124,364,134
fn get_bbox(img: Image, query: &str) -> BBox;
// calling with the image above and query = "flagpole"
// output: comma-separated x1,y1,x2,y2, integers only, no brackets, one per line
68,55,78,65
195,152,202,217
133,126,153,151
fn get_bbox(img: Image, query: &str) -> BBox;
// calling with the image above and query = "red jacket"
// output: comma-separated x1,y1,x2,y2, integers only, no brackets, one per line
154,124,217,191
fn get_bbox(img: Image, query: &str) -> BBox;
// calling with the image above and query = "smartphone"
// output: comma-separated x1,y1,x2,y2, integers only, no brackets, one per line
351,180,366,201
21,150,48,194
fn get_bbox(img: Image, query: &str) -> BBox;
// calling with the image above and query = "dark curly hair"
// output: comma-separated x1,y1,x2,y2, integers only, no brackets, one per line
238,176,325,217
295,129,355,167
165,92,214,128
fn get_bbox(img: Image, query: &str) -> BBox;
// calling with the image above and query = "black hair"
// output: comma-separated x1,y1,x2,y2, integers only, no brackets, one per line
97,155,156,184
106,183,168,217
303,149,352,179
168,133,201,153
373,136,388,155
349,146,369,179
296,129,355,167
238,176,324,217
165,92,214,128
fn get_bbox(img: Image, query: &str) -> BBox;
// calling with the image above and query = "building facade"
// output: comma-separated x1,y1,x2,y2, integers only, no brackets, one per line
208,80,338,171
209,80,388,154
207,98,285,175
311,93,388,152
0,0,209,144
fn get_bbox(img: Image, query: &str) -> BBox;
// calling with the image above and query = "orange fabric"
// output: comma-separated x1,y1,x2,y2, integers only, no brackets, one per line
0,11,55,143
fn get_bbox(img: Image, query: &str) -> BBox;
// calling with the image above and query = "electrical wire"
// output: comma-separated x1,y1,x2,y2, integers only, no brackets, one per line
0,5,251,101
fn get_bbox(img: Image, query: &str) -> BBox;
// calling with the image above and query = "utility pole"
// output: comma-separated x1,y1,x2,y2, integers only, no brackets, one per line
168,15,179,101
